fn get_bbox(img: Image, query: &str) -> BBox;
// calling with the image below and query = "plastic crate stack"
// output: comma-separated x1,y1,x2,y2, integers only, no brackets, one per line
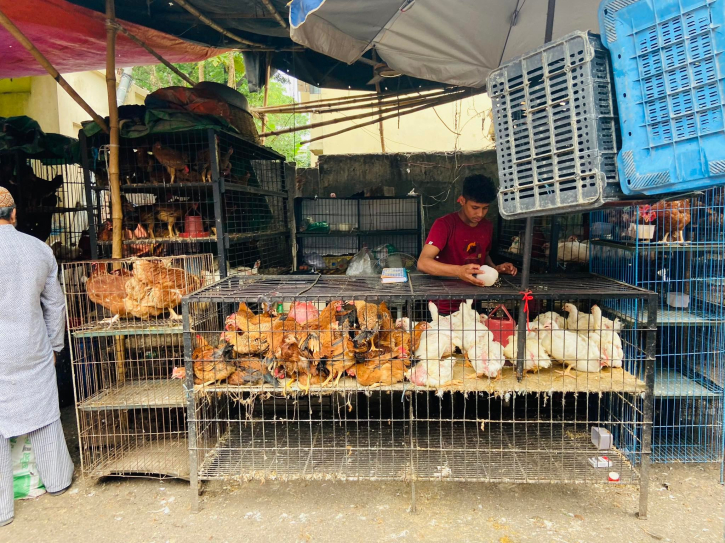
590,188,725,462
599,0,725,196
294,196,423,273
80,128,293,277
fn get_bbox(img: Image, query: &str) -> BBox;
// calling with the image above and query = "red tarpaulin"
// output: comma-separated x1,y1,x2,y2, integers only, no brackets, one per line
0,0,225,78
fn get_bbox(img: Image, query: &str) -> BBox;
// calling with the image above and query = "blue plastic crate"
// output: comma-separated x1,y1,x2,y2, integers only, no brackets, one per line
599,0,725,195
488,31,623,219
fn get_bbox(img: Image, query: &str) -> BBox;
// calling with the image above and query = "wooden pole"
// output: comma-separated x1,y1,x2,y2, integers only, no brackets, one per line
302,90,470,144
199,62,205,82
172,0,267,48
115,23,195,86
259,0,287,29
260,89,470,138
227,51,236,87
106,0,123,260
260,52,272,144
0,8,108,133
372,50,386,153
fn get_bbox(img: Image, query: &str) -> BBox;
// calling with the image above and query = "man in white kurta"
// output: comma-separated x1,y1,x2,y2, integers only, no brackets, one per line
0,187,73,527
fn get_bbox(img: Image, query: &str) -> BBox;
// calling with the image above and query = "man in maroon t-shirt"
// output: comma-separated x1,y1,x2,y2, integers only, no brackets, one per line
417,174,517,313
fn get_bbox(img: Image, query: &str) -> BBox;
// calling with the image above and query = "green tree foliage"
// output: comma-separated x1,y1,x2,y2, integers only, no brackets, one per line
131,53,310,166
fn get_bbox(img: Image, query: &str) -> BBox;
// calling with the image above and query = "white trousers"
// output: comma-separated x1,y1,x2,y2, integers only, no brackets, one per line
0,418,74,522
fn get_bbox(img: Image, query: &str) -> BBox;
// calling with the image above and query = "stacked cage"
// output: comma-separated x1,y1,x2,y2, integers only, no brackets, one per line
63,254,215,478
184,274,656,515
294,196,423,273
497,213,590,272
0,149,95,263
80,128,292,277
590,188,725,462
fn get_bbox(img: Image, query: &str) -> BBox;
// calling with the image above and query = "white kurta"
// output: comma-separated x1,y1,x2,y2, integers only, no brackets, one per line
0,224,66,437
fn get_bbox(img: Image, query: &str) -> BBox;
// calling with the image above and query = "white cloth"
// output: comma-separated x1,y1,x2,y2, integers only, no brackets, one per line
0,224,66,437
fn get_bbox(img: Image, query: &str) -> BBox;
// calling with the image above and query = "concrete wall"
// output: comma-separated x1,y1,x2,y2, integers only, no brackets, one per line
0,71,147,138
295,150,500,231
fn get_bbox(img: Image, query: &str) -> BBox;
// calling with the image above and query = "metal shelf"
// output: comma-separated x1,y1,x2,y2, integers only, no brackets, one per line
654,370,723,398
78,379,185,410
72,319,183,338
88,436,189,480
113,182,288,198
197,422,639,484
296,229,420,237
591,239,725,253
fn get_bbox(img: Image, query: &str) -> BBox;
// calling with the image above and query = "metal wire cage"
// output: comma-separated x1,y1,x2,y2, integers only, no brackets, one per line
62,253,215,479
496,214,590,272
184,273,656,516
590,188,725,463
294,196,423,273
0,150,95,262
81,128,292,276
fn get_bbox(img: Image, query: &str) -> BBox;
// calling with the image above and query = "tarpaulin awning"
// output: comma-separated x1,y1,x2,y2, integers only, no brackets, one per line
0,0,223,79
0,116,78,161
289,0,602,88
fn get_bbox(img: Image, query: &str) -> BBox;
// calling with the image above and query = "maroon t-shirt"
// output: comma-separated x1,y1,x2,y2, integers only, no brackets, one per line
425,212,494,314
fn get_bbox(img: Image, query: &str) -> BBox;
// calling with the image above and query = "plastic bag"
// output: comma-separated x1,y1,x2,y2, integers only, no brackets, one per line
346,247,378,276
10,435,46,500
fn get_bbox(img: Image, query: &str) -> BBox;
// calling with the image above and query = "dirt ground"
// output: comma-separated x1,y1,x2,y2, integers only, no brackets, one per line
3,408,723,543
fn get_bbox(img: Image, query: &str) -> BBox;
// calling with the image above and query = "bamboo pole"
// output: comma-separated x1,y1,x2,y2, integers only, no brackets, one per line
303,90,475,144
259,0,287,29
0,8,108,133
372,50,386,153
106,0,123,260
255,87,457,113
260,90,470,138
172,0,267,48
115,23,195,86
260,52,272,144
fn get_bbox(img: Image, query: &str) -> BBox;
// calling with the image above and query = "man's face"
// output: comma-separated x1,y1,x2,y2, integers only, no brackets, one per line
460,198,489,224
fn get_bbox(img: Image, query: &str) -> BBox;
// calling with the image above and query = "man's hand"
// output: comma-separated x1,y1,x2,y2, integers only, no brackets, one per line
496,262,518,276
457,264,486,286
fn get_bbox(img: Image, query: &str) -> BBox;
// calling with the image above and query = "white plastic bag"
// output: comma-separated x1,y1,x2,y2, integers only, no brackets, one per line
346,247,378,276
10,435,46,499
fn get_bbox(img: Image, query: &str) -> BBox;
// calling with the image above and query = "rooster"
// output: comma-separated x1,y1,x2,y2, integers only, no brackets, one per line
197,146,233,183
152,142,189,184
652,199,691,243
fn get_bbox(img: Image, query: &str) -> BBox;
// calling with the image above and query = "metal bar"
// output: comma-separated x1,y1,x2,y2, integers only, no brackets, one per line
639,293,657,519
79,132,99,260
209,129,228,278
544,0,557,43
515,218,534,381
183,300,200,513
548,216,560,272
223,184,289,198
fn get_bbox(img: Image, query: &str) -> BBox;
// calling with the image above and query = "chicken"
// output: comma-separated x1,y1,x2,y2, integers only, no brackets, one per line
197,146,233,183
152,142,189,184
352,357,407,387
227,358,279,386
503,329,553,375
271,334,321,392
563,303,592,333
653,199,691,243
86,258,201,324
406,356,460,388
556,236,590,263
536,321,603,377
531,311,566,331
156,205,184,238
287,301,319,325
589,306,624,368
351,300,382,350
466,329,506,379
391,320,428,359
508,236,521,254
192,340,236,384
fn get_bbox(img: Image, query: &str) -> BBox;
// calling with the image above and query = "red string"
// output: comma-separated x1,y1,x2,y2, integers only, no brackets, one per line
519,290,533,332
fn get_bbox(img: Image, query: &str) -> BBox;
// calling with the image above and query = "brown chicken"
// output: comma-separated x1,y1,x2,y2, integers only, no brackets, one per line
351,358,407,387
86,258,201,324
192,338,236,384
227,358,278,386
653,199,691,243
273,334,320,392
197,146,233,183
391,321,428,360
152,142,189,184
351,301,382,350
156,205,184,237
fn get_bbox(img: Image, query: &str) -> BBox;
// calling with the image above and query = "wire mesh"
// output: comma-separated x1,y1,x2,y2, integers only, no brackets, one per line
496,214,590,272
63,254,215,478
83,129,292,275
590,188,725,462
294,197,423,273
0,150,94,262
184,273,655,505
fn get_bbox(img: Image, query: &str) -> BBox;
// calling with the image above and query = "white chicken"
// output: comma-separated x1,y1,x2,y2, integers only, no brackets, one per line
537,321,603,377
589,306,624,368
508,236,521,254
530,311,566,331
454,301,506,378
413,328,454,365
563,303,593,333
503,328,552,375
406,356,459,388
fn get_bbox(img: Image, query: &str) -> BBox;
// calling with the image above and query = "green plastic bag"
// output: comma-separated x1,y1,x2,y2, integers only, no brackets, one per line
10,435,46,500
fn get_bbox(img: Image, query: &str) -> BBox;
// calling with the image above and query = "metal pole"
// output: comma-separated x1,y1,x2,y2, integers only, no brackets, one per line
261,52,272,145
548,216,560,273
209,129,228,278
79,132,99,260
639,293,657,520
515,217,534,381
183,300,201,513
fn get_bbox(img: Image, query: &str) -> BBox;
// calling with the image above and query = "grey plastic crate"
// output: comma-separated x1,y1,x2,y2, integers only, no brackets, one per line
488,31,623,219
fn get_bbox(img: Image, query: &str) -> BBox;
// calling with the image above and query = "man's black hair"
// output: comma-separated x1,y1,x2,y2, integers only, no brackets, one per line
461,174,497,204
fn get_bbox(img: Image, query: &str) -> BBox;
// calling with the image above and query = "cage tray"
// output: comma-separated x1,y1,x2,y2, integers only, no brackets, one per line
78,379,185,410
88,436,189,480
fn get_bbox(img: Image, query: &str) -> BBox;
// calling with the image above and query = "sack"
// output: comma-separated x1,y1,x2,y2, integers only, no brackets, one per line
346,247,378,276
10,435,46,500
